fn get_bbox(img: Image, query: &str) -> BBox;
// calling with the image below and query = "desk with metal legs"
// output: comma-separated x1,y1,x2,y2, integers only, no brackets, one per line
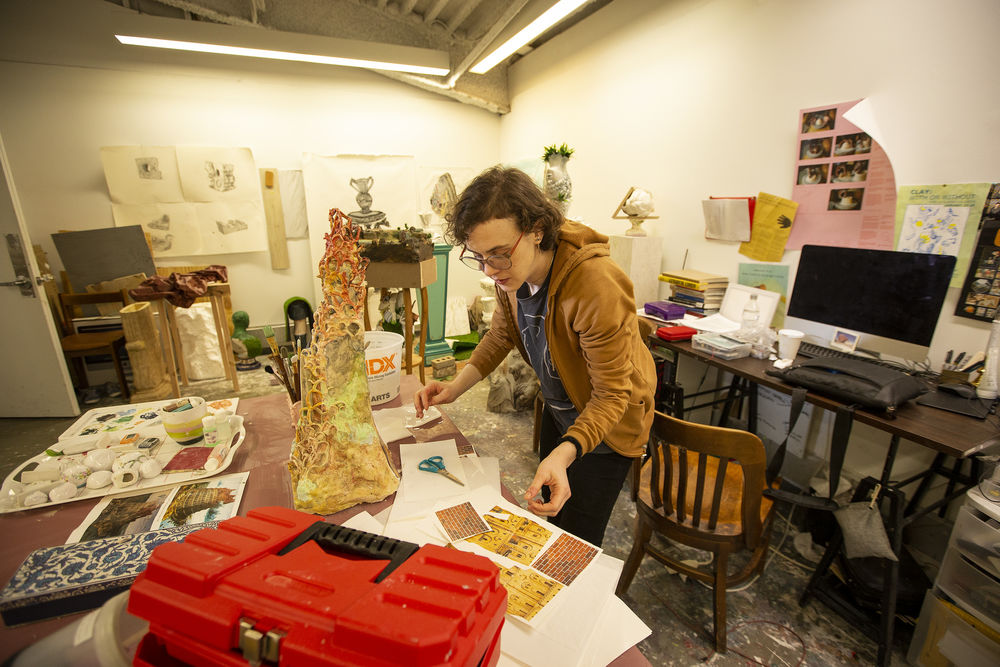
649,336,1000,665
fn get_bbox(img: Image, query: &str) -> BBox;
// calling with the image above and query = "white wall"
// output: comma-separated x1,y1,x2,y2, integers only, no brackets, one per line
0,2,501,329
501,0,1000,482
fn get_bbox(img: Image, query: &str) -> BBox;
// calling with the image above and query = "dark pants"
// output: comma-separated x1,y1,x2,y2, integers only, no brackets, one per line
538,407,634,547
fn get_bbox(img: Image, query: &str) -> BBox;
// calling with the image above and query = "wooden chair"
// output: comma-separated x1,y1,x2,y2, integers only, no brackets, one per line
616,411,777,653
58,290,130,401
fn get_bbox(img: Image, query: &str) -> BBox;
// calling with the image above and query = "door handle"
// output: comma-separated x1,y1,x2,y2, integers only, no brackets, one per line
0,275,31,288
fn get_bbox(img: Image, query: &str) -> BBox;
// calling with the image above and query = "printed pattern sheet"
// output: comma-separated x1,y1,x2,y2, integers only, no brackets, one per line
457,504,602,625
434,501,490,542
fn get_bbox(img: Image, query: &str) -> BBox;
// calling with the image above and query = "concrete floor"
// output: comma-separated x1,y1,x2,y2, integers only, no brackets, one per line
0,361,950,666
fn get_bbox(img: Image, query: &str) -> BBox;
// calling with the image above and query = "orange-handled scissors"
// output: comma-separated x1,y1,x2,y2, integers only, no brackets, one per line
418,456,464,486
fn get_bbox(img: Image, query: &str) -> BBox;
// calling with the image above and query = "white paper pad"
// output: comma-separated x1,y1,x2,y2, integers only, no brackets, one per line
398,440,467,502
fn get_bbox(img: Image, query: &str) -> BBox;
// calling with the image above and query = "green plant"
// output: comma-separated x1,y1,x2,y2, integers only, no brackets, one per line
542,143,574,161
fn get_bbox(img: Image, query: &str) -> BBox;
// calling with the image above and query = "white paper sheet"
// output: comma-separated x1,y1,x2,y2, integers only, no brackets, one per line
176,146,260,202
703,198,751,242
372,407,411,444
194,200,267,254
277,169,309,239
341,511,384,535
112,202,201,257
397,440,467,502
101,145,184,204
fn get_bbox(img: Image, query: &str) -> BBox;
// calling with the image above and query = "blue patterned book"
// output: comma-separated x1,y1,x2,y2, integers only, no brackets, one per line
0,522,216,626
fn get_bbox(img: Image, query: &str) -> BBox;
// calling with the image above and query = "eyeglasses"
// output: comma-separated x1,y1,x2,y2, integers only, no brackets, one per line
459,228,525,271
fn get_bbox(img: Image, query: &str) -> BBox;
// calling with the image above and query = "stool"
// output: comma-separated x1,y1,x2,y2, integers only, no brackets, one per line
151,283,239,398
362,260,437,385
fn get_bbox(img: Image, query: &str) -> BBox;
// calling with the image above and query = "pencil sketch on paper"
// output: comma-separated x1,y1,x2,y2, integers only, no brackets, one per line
151,234,174,253
136,157,163,180
148,214,170,231
205,161,236,192
898,204,969,255
216,218,248,235
348,176,389,229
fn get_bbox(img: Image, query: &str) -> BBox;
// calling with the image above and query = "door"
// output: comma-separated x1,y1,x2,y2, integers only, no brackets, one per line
0,131,79,417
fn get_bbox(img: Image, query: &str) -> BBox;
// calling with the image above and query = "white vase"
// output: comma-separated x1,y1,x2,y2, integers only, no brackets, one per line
544,155,572,213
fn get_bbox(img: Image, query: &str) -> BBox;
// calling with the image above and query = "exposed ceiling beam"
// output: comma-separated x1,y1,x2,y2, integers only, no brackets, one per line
445,0,529,88
376,70,508,115
424,0,450,25
445,0,481,35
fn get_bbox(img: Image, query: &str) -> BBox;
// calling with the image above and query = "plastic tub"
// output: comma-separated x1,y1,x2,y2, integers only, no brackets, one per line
12,591,148,667
365,330,405,405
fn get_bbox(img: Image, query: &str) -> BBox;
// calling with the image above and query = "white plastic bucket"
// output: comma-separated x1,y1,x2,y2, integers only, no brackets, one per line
365,330,404,405
12,591,148,667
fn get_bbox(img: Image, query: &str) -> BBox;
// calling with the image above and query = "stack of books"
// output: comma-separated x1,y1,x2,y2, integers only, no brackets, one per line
658,269,729,316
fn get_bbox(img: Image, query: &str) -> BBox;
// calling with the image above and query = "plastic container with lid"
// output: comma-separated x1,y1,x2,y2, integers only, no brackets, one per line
11,591,148,667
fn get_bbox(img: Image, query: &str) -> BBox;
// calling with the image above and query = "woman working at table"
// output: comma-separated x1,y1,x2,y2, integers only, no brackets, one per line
413,166,656,547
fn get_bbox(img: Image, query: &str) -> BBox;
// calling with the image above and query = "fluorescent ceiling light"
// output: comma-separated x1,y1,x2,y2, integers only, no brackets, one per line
470,0,589,75
115,35,449,76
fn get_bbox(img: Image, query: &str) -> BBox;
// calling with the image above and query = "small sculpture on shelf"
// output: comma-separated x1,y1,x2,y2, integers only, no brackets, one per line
231,310,262,371
612,186,659,237
543,143,574,213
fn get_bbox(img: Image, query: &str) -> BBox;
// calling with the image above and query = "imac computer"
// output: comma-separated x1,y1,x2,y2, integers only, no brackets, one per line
784,245,957,362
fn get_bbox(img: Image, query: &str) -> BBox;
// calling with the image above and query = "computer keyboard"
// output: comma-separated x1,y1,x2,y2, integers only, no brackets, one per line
797,342,902,370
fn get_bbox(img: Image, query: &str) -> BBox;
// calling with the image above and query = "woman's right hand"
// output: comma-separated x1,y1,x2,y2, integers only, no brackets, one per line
413,381,457,417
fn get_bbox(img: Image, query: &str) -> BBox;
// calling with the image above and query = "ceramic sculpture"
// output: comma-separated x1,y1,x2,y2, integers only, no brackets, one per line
543,143,574,213
287,208,399,514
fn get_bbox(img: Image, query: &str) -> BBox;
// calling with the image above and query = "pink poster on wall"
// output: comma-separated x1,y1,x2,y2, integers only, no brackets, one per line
786,100,897,250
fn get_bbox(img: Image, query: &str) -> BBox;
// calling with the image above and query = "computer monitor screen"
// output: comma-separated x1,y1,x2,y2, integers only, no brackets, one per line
786,245,956,350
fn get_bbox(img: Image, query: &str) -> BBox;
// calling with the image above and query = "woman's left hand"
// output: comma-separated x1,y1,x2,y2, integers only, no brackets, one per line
524,441,577,517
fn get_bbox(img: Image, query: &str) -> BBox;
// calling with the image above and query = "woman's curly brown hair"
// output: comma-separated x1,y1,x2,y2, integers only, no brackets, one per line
445,166,563,250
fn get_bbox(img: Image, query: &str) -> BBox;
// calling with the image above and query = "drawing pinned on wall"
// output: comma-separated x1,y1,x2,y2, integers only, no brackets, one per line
893,183,993,290
301,154,417,307
897,205,970,255
101,146,184,204
347,176,388,228
196,200,266,254
111,202,201,257
105,145,267,257
175,146,257,202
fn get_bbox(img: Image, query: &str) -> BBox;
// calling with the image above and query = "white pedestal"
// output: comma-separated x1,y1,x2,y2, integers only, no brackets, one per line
609,235,662,308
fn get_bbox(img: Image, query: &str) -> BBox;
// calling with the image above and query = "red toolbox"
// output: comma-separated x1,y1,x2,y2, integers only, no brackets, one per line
129,506,507,667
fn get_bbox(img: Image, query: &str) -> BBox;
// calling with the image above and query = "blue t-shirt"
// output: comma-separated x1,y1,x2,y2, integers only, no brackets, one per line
516,272,612,454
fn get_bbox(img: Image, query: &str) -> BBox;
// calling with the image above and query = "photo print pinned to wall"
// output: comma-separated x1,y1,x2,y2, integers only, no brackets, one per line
952,183,1000,321
828,188,863,211
801,107,836,133
788,99,898,250
104,145,267,258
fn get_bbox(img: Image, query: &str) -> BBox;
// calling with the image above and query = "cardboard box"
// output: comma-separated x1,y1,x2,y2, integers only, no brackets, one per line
366,259,437,289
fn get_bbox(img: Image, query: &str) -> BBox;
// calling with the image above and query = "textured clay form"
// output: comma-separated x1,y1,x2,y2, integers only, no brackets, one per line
288,208,399,513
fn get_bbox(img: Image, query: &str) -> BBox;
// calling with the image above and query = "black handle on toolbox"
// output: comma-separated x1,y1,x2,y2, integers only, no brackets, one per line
277,522,420,583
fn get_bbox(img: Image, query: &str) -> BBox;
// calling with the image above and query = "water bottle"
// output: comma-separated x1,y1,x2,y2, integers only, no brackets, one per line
741,294,760,329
